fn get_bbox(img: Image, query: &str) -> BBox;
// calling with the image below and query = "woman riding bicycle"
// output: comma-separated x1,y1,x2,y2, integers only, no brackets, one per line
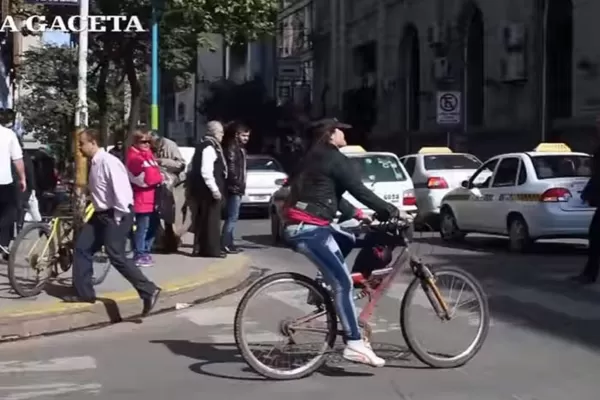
282,118,400,368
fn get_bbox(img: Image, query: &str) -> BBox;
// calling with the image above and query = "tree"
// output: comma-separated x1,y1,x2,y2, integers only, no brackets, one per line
15,43,124,154
89,0,279,133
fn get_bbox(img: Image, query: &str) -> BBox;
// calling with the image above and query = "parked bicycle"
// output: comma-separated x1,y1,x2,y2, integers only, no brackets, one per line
7,202,112,297
234,217,490,380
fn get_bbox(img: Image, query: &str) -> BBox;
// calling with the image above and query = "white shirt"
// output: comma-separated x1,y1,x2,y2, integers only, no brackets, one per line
200,146,220,197
88,149,133,219
0,125,23,185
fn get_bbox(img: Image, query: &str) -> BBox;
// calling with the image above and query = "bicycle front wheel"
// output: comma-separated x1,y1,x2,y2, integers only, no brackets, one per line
8,222,55,297
400,266,490,368
234,272,338,380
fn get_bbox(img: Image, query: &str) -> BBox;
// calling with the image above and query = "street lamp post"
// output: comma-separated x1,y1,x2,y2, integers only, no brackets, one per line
151,0,159,132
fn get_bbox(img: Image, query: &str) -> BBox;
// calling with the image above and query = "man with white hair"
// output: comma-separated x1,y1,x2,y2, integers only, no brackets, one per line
187,121,227,258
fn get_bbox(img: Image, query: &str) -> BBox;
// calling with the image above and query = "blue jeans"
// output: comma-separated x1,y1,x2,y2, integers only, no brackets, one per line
221,194,242,248
134,212,160,257
284,223,360,340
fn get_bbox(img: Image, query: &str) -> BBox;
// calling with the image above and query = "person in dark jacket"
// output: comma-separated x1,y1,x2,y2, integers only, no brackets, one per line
14,142,37,231
282,118,400,368
188,121,227,258
573,116,600,284
221,122,250,253
109,140,124,162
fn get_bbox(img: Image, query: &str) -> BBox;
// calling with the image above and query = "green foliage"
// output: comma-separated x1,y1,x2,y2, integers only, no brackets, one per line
15,43,124,147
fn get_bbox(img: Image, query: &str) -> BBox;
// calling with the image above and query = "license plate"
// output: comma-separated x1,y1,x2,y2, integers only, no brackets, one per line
249,195,269,201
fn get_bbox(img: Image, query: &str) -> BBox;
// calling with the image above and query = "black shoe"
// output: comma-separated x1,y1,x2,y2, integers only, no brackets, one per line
569,274,596,284
222,246,241,254
142,287,162,316
63,295,96,304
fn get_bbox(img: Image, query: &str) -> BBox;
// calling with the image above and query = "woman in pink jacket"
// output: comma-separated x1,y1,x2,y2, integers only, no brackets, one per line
126,130,163,267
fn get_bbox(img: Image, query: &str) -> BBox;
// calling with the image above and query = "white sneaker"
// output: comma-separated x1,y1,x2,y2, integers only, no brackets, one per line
343,340,385,367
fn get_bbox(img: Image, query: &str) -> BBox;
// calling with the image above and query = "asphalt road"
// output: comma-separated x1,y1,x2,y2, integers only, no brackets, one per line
0,217,599,400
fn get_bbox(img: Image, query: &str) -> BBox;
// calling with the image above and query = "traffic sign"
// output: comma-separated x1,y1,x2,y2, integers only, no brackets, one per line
436,91,461,125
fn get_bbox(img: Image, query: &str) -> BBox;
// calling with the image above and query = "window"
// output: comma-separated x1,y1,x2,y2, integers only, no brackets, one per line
348,155,406,182
402,157,416,176
423,154,482,170
531,155,592,179
468,159,498,189
247,157,284,172
492,158,520,187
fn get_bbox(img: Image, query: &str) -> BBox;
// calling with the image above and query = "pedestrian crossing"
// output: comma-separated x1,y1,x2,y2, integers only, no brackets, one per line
175,276,600,345
0,357,101,400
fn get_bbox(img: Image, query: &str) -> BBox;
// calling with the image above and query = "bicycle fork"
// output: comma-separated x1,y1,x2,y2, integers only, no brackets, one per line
418,266,451,320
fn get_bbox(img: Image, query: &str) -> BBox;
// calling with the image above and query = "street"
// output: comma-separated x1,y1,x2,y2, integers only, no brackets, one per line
0,217,599,399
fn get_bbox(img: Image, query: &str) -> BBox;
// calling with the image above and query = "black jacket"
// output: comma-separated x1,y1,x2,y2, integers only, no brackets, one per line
225,142,247,195
582,145,600,207
285,143,396,221
188,139,226,198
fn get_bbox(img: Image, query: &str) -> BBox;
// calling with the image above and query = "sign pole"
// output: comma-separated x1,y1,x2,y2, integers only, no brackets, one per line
150,0,159,132
72,0,89,229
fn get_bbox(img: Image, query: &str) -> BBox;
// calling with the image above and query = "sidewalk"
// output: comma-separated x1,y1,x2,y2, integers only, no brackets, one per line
0,234,252,341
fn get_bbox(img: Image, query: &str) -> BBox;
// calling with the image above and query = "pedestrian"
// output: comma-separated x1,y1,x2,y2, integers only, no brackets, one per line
67,128,161,316
0,114,26,260
151,133,186,253
221,122,250,254
188,121,227,258
126,128,163,267
109,139,125,162
573,115,600,284
15,136,39,231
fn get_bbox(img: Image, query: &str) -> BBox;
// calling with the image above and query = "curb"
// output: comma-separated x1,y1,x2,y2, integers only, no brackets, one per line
0,254,252,342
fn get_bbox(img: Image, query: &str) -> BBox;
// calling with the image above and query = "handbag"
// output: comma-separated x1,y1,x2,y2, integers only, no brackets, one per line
154,183,176,224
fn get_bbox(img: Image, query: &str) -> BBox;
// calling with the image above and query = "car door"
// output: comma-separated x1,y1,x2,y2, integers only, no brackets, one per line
486,157,521,232
456,158,499,230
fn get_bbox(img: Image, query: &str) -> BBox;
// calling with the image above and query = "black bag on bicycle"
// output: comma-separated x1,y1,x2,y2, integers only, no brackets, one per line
351,232,393,278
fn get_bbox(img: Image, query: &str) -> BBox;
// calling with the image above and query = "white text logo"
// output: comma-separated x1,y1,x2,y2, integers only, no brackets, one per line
0,16,146,33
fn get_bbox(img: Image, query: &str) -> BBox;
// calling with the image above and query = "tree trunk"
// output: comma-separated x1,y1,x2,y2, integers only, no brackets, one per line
125,52,141,144
97,58,110,147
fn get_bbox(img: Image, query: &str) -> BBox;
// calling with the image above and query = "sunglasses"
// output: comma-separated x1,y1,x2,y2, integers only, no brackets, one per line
138,140,151,144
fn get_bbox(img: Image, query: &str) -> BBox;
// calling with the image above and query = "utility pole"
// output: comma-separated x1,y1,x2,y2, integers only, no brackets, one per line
151,0,159,132
73,0,89,226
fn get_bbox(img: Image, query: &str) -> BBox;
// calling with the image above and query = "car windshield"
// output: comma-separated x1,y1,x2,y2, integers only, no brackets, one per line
424,154,482,170
348,155,406,182
247,157,283,172
531,155,592,179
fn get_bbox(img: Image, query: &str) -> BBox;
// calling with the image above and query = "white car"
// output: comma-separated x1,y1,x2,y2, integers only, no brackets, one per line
400,147,484,223
439,142,593,252
242,154,288,215
269,145,417,242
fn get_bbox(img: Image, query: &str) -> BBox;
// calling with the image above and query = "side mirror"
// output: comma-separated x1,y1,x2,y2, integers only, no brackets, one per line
461,180,469,189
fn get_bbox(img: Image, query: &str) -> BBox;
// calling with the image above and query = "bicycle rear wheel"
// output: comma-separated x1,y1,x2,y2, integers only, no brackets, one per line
7,222,55,297
234,272,338,380
400,266,489,368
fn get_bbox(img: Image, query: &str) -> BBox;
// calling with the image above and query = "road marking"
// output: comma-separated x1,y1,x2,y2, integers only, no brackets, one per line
0,383,101,400
492,283,600,320
177,306,234,326
209,331,282,344
0,357,96,373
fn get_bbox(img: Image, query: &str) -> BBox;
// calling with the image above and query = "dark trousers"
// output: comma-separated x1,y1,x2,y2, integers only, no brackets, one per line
583,208,600,281
73,210,157,299
193,197,222,256
0,184,16,248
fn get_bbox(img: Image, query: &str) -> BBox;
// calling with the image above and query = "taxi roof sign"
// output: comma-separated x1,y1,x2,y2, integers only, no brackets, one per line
533,143,571,153
340,145,366,153
418,147,453,154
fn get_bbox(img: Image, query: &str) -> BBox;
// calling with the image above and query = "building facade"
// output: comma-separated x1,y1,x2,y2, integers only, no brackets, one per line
314,0,595,158
275,0,314,111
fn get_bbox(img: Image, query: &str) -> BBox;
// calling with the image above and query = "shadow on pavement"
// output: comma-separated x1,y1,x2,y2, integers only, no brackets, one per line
242,234,287,249
412,235,600,352
151,339,424,381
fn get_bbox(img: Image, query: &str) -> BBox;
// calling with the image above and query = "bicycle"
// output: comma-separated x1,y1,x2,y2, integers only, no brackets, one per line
7,202,112,297
234,218,490,380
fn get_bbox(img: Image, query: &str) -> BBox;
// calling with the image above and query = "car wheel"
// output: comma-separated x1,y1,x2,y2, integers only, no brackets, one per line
270,211,281,244
507,215,532,253
439,208,466,242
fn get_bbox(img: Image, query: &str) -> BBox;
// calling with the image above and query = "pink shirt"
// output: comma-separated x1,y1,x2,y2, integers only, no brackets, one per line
89,149,133,216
